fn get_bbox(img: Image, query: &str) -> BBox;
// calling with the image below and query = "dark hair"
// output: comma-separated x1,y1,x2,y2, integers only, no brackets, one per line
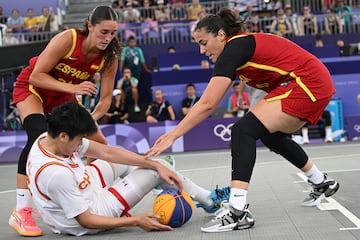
47,102,97,139
233,82,240,88
81,5,122,71
127,35,136,42
186,83,195,89
168,46,175,51
194,8,245,36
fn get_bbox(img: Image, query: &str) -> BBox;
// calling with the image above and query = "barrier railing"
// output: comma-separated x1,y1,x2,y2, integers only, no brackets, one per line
1,10,360,46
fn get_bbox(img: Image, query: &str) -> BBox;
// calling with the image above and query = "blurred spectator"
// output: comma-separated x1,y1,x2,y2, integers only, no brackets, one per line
6,8,24,33
302,110,333,144
248,12,261,32
323,0,334,10
170,0,185,3
265,0,283,11
111,1,125,23
123,3,141,23
0,6,7,24
223,82,250,118
181,83,200,118
168,45,176,53
126,0,141,8
102,89,129,124
24,8,39,32
171,0,188,20
284,4,298,36
315,33,324,47
297,6,318,36
335,0,353,33
2,28,19,45
145,89,176,122
140,0,155,21
270,8,293,37
190,9,206,33
240,4,261,32
357,94,360,106
201,59,210,69
337,39,345,47
325,7,343,34
240,4,253,21
37,6,55,31
188,0,205,20
119,35,151,81
116,67,141,112
154,0,170,21
204,1,216,15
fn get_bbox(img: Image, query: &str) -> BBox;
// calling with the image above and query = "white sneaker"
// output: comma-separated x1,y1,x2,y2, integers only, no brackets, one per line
134,105,141,112
302,137,309,144
201,204,255,233
324,136,333,143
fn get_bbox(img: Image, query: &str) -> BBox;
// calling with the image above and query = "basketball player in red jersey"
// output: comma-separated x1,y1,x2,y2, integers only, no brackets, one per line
146,8,340,232
9,6,122,236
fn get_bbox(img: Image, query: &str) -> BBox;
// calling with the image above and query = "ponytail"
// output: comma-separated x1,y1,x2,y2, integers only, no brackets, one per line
194,7,245,36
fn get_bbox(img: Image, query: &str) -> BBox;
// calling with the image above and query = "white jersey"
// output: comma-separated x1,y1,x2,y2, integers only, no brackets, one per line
26,133,124,236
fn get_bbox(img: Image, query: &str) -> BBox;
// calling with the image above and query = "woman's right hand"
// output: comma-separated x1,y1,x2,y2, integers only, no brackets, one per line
134,213,173,231
74,81,97,96
145,132,176,158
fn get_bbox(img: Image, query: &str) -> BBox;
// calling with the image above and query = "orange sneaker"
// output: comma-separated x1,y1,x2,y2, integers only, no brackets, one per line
9,207,43,236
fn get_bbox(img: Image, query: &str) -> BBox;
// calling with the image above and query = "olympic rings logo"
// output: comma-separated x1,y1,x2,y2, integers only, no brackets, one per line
354,124,360,133
213,123,234,141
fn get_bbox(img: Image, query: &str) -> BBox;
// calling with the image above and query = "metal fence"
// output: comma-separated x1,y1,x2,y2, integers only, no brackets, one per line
1,1,360,46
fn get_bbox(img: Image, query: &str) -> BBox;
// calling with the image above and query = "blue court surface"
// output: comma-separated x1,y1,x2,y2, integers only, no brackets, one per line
0,142,359,240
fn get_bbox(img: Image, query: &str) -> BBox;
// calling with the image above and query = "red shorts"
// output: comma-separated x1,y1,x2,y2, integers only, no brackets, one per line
265,80,334,125
12,69,78,114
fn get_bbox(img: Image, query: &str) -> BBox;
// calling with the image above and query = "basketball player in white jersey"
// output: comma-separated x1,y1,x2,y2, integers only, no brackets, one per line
15,102,230,236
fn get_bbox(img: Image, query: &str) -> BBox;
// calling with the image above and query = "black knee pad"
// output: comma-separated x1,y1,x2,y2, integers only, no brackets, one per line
261,132,308,169
231,112,269,182
231,112,269,142
18,114,47,175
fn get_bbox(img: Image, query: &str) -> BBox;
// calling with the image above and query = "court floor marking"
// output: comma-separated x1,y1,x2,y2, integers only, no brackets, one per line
297,172,360,231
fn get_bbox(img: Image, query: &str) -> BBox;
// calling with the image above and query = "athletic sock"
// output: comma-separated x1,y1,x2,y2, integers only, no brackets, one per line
179,176,213,207
302,128,309,141
325,126,333,141
16,189,32,211
304,165,324,184
229,188,247,211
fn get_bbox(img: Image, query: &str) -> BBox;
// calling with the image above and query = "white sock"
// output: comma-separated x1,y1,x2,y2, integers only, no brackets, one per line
325,126,333,140
229,188,247,211
179,176,212,206
16,189,32,211
304,165,324,184
302,128,309,140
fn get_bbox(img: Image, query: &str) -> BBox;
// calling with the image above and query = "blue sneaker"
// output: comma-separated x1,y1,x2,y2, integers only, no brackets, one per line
152,155,176,195
196,185,231,213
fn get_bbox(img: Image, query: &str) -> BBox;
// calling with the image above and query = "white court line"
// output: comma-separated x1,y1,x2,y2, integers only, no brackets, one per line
297,172,360,231
0,189,15,194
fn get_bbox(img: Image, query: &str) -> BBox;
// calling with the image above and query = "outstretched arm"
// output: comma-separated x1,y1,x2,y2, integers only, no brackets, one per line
75,209,172,231
145,76,233,157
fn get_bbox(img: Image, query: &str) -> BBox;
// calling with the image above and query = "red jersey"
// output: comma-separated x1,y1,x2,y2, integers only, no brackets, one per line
230,33,335,101
212,33,336,124
12,29,105,113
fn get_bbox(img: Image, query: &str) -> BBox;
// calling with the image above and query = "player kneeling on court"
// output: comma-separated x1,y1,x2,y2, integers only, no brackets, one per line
19,102,230,236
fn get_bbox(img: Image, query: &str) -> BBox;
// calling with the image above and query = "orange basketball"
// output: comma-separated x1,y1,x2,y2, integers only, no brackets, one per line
153,189,194,228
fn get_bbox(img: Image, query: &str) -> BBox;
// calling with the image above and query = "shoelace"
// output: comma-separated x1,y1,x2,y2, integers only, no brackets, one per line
20,207,40,226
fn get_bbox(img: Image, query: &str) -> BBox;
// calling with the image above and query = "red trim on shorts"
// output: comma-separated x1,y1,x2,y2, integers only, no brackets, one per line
108,187,132,217
88,163,107,188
